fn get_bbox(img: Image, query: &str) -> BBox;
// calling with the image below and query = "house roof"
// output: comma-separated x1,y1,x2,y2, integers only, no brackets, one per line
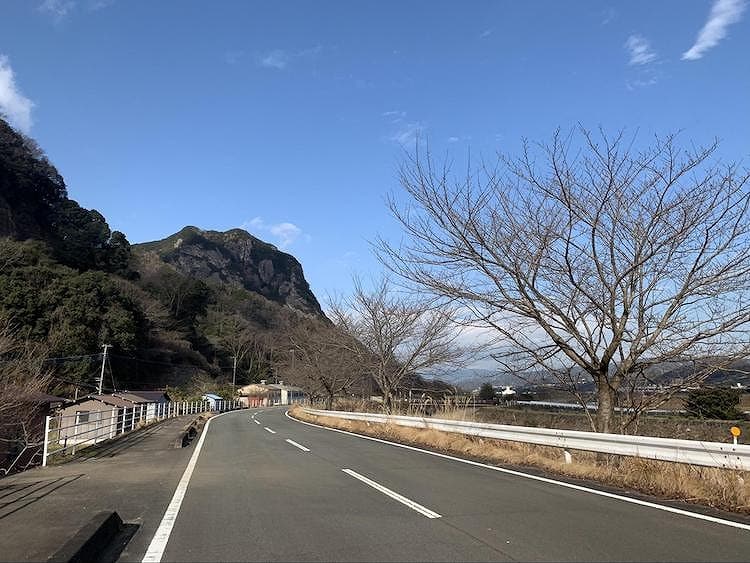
80,394,134,408
266,384,304,392
237,384,274,396
16,391,67,405
237,383,304,395
113,390,169,403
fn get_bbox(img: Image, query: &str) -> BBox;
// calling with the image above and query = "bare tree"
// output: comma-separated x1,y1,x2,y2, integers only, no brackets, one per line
0,320,53,474
328,277,470,414
380,128,750,432
282,321,363,409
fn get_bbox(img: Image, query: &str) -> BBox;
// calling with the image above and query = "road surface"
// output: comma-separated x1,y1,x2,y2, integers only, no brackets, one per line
141,407,750,562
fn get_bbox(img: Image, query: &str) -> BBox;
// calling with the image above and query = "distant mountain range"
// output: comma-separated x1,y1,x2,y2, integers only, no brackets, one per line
438,359,750,393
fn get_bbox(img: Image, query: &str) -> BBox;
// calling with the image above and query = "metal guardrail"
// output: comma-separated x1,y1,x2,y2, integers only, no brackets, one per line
42,399,241,466
301,407,750,471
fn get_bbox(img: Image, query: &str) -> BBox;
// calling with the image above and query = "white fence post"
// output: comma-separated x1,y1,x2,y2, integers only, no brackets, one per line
41,415,51,467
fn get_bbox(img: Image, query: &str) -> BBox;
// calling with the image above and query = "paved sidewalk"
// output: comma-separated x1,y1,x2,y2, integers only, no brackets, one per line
0,416,198,562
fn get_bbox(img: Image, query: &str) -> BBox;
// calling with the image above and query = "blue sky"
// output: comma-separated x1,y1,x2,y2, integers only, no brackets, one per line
1,0,748,301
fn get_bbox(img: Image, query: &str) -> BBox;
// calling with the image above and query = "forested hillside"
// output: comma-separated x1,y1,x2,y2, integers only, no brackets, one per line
0,117,326,397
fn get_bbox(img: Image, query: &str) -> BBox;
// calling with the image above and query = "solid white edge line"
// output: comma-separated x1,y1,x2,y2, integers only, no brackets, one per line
142,410,237,562
342,468,441,519
285,410,750,532
264,427,276,434
285,438,311,452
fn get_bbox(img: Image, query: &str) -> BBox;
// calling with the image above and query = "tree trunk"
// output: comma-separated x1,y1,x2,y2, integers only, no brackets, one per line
382,386,393,414
324,392,334,410
595,382,616,433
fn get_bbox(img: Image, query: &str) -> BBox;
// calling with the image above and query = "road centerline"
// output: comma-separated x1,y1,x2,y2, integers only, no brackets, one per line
342,468,441,519
253,419,260,425
285,438,311,452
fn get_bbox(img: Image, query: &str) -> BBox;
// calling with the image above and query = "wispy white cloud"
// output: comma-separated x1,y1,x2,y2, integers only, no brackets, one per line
257,46,322,70
626,75,658,91
243,217,307,249
624,34,657,65
601,7,617,25
259,50,290,70
447,136,460,143
224,50,245,65
38,0,76,21
390,122,424,147
0,55,34,133
682,0,747,60
479,29,493,39
381,110,424,146
89,0,116,10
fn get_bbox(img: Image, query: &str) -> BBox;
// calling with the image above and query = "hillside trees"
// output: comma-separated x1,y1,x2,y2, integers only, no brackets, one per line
381,128,750,433
0,119,67,240
0,239,148,387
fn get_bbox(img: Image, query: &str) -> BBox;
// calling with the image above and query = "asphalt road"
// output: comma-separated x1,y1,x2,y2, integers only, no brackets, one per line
140,407,750,562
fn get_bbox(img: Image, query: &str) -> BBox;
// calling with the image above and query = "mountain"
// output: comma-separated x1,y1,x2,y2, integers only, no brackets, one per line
0,116,328,396
441,368,528,391
134,226,324,317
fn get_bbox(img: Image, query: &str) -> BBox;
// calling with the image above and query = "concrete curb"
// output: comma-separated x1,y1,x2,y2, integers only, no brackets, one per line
48,510,137,563
173,414,209,449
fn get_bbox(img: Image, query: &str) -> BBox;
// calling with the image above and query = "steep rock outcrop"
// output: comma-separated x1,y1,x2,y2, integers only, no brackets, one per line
134,226,324,317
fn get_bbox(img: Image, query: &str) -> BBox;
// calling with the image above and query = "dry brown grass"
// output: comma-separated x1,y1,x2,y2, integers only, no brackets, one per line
291,405,750,514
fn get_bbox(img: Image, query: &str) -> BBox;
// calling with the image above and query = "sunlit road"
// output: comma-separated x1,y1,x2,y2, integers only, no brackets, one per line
142,408,750,562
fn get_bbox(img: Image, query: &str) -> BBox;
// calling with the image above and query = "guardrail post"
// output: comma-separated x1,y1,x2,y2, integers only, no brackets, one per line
564,450,573,464
41,415,51,467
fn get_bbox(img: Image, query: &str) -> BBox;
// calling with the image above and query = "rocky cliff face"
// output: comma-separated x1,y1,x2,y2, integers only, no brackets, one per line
134,226,324,317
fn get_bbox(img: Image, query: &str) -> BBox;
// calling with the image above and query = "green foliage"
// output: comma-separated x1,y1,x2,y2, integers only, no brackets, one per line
478,382,496,401
166,380,235,402
0,119,67,239
0,240,148,385
0,118,135,274
684,387,742,420
1,118,325,396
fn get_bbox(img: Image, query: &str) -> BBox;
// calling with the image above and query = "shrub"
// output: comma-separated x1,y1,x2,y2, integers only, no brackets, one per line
684,388,742,420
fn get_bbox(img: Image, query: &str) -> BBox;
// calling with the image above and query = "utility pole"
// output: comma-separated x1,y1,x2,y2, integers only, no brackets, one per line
232,355,237,387
98,344,111,395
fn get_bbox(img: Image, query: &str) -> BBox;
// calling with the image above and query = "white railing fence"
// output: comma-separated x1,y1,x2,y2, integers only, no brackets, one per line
301,407,750,471
42,399,242,467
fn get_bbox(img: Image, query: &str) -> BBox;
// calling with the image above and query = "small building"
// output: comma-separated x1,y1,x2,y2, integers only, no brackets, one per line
56,390,171,446
58,394,134,445
201,393,224,409
237,383,276,407
113,390,170,421
266,382,305,405
237,381,305,407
